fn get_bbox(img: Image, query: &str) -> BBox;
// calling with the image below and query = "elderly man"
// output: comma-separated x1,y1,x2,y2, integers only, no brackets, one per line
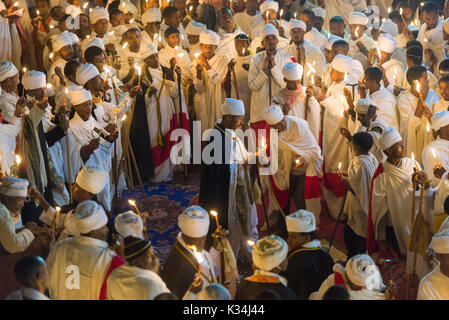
347,11,376,68
377,33,405,96
141,8,162,47
46,200,125,300
235,235,297,299
280,210,334,300
107,235,170,300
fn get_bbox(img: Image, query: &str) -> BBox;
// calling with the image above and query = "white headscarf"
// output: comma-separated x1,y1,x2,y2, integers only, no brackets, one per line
114,211,144,238
288,19,306,32
260,23,279,39
0,177,29,197
199,30,220,46
264,105,284,125
75,166,108,194
377,33,397,54
68,85,92,106
221,98,245,116
355,98,376,113
72,200,108,234
0,61,18,82
430,230,449,254
22,70,46,90
252,235,288,271
348,11,368,25
286,209,316,233
345,254,380,287
141,43,158,59
282,62,303,81
186,21,206,35
432,111,449,131
142,8,161,25
378,126,402,151
178,206,210,238
89,6,109,25
76,63,100,86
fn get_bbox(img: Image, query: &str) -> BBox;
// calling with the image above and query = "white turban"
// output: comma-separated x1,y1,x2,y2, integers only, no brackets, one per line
68,85,92,106
82,38,106,54
282,62,303,81
380,19,398,37
286,209,316,233
75,166,108,194
432,111,449,131
252,235,288,271
142,8,161,25
22,70,46,90
378,126,402,151
199,30,220,46
326,35,343,51
355,98,376,113
430,230,449,254
408,25,419,33
260,0,278,14
197,284,231,300
221,98,245,116
378,33,397,54
53,31,73,52
264,105,284,125
0,176,29,197
186,21,206,35
0,61,18,81
288,19,306,32
331,54,353,74
348,11,368,25
444,18,449,34
89,6,109,25
366,5,380,17
312,7,326,19
260,23,279,39
178,206,210,238
72,200,108,234
141,43,158,60
345,254,379,287
76,63,100,86
114,211,144,238
68,31,80,44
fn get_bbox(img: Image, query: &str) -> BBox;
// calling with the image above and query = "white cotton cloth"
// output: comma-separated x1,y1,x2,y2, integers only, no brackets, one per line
326,35,343,51
288,19,306,32
331,54,353,74
53,31,72,52
68,32,80,44
114,211,144,238
68,85,92,106
418,266,449,300
380,19,398,37
312,7,326,19
186,21,206,35
76,63,100,86
0,61,18,81
286,209,316,233
0,177,29,197
221,98,245,116
75,166,109,194
345,254,380,287
178,206,210,238
71,200,108,234
378,126,402,151
141,42,158,60
260,23,279,39
200,30,220,46
430,231,449,254
252,235,288,271
282,62,303,81
260,0,278,14
355,98,376,113
22,70,46,90
82,38,105,53
432,111,449,131
89,7,109,25
348,11,368,25
142,8,161,25
264,105,284,125
378,33,397,54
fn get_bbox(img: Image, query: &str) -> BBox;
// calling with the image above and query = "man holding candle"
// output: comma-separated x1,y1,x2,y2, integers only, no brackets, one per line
347,11,377,68
142,8,163,49
185,21,206,61
215,8,242,59
161,6,189,49
376,33,405,96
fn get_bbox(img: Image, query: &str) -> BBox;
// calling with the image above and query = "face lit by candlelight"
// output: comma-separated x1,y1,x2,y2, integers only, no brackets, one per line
439,80,449,101
384,140,405,160
166,32,180,48
73,100,93,121
26,87,46,101
200,44,217,59
234,39,249,57
289,27,305,44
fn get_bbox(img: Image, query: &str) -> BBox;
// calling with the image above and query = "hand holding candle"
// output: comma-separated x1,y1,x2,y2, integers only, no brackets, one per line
128,199,141,216
52,206,61,230
247,239,256,249
210,210,220,230
188,245,203,276
135,64,142,87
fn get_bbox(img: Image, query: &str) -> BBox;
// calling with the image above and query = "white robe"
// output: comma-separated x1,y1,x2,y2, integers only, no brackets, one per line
402,70,438,93
216,26,242,60
233,10,265,40
230,54,252,124
248,35,290,55
304,28,327,53
0,202,34,254
418,267,449,300
48,57,69,108
117,46,145,81
348,34,377,68
422,138,449,188
158,45,192,88
380,58,405,95
160,22,189,49
368,85,398,129
0,117,20,174
6,287,50,300
418,18,445,67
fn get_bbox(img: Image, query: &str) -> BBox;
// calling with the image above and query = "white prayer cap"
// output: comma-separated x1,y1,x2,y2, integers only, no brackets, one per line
199,30,220,46
282,62,303,81
326,35,343,51
0,61,18,82
76,63,100,86
378,126,402,151
260,0,278,14
141,42,158,60
379,19,398,37
345,254,379,287
260,23,279,39
312,7,326,19
288,19,306,32
82,37,106,53
68,31,80,44
264,105,284,125
286,209,316,233
73,200,108,234
377,33,397,54
0,176,29,197
432,111,449,131
348,11,368,25
75,166,108,194
444,18,449,34
53,31,73,52
68,85,92,105
430,230,449,254
114,210,144,238
142,8,161,25
22,70,46,90
197,284,231,300
178,205,210,238
355,98,376,114
408,25,419,33
89,6,109,25
221,98,245,116
186,21,206,35
331,54,353,74
252,235,288,271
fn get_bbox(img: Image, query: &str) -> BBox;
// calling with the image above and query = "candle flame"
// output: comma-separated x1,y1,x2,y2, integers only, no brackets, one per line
46,83,52,89
247,240,256,247
86,35,91,39
65,87,68,94
411,152,415,162
294,12,297,19
135,64,141,76
82,2,88,8
49,53,54,59
344,73,348,81
188,245,203,263
210,210,218,217
22,67,27,73
121,114,127,122
295,158,300,164
338,162,342,170
89,8,92,13
15,155,21,165
377,47,381,60
109,31,114,36
280,9,283,17
400,8,403,15
415,80,420,93
128,199,136,206
388,7,391,13
56,206,61,212
181,34,185,40
178,52,184,58
122,2,125,7
311,75,314,85
36,10,40,15
122,42,128,49
355,26,359,37
189,5,193,11
194,52,200,59
129,18,134,23
432,149,436,159
174,45,180,51
13,1,19,6
153,33,158,40
261,136,266,147
50,25,54,29
242,48,246,55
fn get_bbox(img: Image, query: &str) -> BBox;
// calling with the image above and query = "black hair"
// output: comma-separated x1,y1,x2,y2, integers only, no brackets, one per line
332,39,349,50
302,9,315,17
110,8,124,18
389,10,402,22
50,6,62,15
352,132,374,152
329,16,344,23
406,45,423,65
439,74,449,84
421,1,439,15
251,289,282,300
154,292,179,300
14,256,46,287
162,6,180,19
59,14,72,23
406,65,427,86
84,46,104,63
323,285,350,300
439,59,449,73
299,230,317,240
406,40,423,50
64,59,80,79
234,33,249,41
365,67,383,83
164,26,180,38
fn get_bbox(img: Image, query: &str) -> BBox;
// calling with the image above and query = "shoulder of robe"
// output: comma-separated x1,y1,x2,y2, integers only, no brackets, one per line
370,126,383,135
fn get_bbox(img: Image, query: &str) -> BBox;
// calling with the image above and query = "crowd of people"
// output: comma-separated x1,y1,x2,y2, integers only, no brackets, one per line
0,0,449,301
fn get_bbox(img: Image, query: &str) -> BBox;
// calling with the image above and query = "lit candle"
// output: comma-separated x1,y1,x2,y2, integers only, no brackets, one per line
247,239,256,248
411,152,419,168
377,47,382,64
261,136,266,149
36,9,40,16
21,67,27,98
120,114,127,122
344,72,348,82
128,199,141,216
13,1,19,7
242,48,246,56
135,64,141,86
388,6,391,13
210,210,220,229
52,206,61,230
15,154,21,165
415,80,426,105
293,12,297,19
338,162,342,171
103,66,110,85
49,53,55,63
194,52,200,63
82,2,88,9
355,26,359,39
153,33,158,46
44,83,52,100
295,158,303,167
63,87,68,105
427,121,430,133
279,9,283,19
189,5,193,16
266,11,269,23
188,245,203,276
129,18,134,24
122,42,128,49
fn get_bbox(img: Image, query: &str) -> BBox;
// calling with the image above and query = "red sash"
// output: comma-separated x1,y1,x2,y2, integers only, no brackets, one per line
98,255,126,300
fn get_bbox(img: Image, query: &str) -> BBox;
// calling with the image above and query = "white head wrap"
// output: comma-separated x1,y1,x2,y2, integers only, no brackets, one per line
379,19,398,37
252,235,288,271
186,21,206,35
68,85,92,106
264,105,284,125
199,30,220,46
178,206,210,238
366,5,380,17
260,23,279,39
75,166,108,194
72,200,108,234
430,230,449,254
378,126,402,151
89,6,109,25
68,31,80,44
114,211,144,238
260,0,278,14
288,19,306,32
286,209,316,233
331,54,353,73
326,35,343,51
53,32,73,52
82,38,105,53
408,25,419,33
76,63,100,86
348,11,368,25
141,42,158,60
0,61,18,81
22,70,46,90
345,254,379,287
0,177,29,197
444,18,449,34
197,284,231,300
282,62,303,81
355,98,376,113
378,33,397,54
312,7,326,19
142,8,161,25
432,111,449,131
221,98,245,116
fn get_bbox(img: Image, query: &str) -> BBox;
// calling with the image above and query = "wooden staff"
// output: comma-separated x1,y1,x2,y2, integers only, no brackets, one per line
231,66,239,99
